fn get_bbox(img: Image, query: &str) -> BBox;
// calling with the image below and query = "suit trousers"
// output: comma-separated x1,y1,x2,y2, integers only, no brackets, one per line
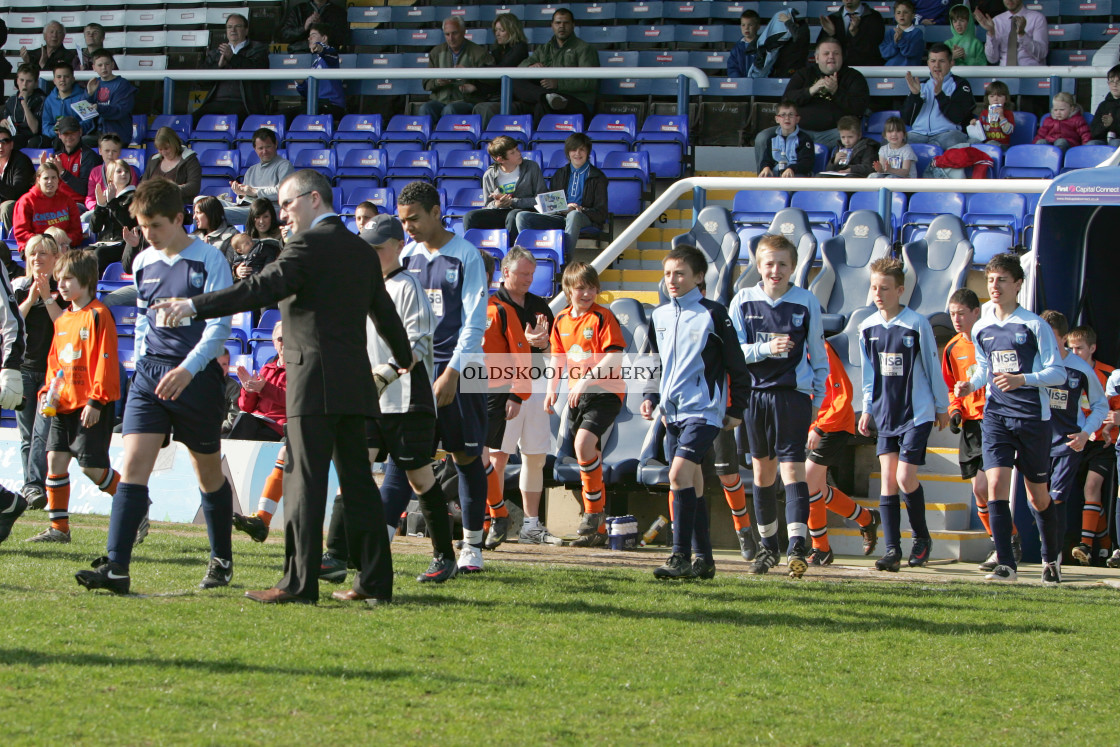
280,412,393,600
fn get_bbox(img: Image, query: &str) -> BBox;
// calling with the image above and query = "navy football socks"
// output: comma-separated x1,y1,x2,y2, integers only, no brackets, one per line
754,481,780,554
879,494,901,552
200,480,233,561
107,482,150,569
902,484,930,539
672,486,697,558
989,500,1017,570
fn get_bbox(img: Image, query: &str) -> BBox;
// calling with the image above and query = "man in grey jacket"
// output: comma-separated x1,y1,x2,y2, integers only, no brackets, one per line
462,136,545,239
222,127,293,224
420,16,493,120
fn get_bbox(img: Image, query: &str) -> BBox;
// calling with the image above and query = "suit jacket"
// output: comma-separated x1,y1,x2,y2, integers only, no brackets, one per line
199,40,269,114
191,216,412,418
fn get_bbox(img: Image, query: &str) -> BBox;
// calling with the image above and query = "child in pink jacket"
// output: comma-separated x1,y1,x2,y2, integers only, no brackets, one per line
1034,92,1091,151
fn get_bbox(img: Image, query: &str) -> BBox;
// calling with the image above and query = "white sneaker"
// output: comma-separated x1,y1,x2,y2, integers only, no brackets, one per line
984,564,1017,582
457,544,483,574
519,525,564,545
24,527,70,543
545,93,569,110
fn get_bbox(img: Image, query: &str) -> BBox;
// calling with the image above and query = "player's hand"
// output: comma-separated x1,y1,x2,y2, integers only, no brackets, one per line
807,427,822,451
955,381,973,398
150,299,196,326
80,403,102,428
543,392,558,413
935,411,950,431
505,397,521,421
640,399,654,420
769,335,795,356
566,385,583,411
992,372,1024,392
1067,432,1090,452
433,367,459,408
155,366,193,401
905,71,921,95
858,411,873,437
949,411,963,434
0,369,23,410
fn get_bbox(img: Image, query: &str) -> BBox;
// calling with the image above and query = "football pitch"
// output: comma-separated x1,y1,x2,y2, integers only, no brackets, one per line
2,515,1119,745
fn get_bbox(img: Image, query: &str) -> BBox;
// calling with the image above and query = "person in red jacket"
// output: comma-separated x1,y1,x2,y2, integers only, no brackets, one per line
229,321,286,441
1034,92,1091,151
805,339,881,564
12,162,83,250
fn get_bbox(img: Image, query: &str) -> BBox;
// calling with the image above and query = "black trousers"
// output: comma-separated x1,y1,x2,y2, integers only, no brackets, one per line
511,79,594,121
279,413,393,600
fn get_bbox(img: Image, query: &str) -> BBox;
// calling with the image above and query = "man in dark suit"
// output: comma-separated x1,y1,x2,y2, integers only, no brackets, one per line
194,14,269,120
155,170,413,606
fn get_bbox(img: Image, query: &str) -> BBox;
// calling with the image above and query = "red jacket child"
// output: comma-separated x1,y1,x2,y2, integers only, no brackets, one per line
1034,112,1091,147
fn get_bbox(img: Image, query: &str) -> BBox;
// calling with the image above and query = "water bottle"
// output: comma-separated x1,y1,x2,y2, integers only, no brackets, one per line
41,370,64,417
130,121,140,147
988,105,1002,124
639,515,669,547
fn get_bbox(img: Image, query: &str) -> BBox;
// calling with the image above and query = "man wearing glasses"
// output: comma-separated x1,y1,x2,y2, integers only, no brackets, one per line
0,132,35,251
154,170,413,606
194,14,268,121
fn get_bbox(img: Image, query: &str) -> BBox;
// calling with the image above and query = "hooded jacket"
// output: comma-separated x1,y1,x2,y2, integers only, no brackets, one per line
1035,113,1091,147
946,5,987,66
13,184,83,248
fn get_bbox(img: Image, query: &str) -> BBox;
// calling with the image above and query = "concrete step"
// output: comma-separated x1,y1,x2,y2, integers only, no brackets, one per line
596,289,660,305
851,496,972,532
600,269,663,285
924,446,966,476
613,259,666,271
868,471,974,506
825,526,992,562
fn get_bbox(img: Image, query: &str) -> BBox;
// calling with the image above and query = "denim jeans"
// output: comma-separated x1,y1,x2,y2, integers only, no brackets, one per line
17,369,48,492
515,209,592,253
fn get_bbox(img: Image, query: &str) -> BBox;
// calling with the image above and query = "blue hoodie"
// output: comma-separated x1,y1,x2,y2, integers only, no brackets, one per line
42,87,95,138
87,76,137,142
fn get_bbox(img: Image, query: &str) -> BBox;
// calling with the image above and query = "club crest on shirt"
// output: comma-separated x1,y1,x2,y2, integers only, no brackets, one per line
903,334,914,348
1069,373,1080,389
1014,332,1027,345
189,269,204,289
445,268,459,285
583,328,593,340
79,326,89,341
791,312,804,328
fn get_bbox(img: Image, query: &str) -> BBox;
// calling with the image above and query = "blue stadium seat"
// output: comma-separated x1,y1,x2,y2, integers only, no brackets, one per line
108,305,139,333
531,114,585,145
864,110,899,138
637,50,690,68
1046,23,1082,44
397,28,443,48
237,114,286,144
292,148,337,180
1008,111,1037,146
574,3,619,23
732,190,789,226
147,113,191,142
600,151,650,217
481,114,533,147
970,229,1015,264
448,189,488,219
516,228,565,284
580,25,626,46
599,79,654,97
790,191,848,232
379,115,431,156
587,114,637,148
635,115,690,179
812,143,829,174
688,50,730,71
391,4,436,24
119,149,146,174
909,143,942,176
193,114,238,145
901,191,965,242
351,28,398,48
843,191,907,236
335,148,387,186
348,6,392,24
1061,144,1114,173
677,24,731,45
900,214,973,327
429,113,482,151
670,205,742,304
463,228,509,263
286,114,335,146
198,149,240,179
867,78,910,97
1002,144,1063,179
963,192,1026,237
342,186,395,215
664,1,715,19
617,1,665,21
438,150,487,179
626,25,678,46
333,113,383,145
386,150,438,183
252,342,278,370
521,150,542,169
599,50,640,67
198,177,232,200
229,311,253,338
130,115,147,145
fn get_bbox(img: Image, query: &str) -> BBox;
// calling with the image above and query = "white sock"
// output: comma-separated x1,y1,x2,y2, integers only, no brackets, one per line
523,516,541,528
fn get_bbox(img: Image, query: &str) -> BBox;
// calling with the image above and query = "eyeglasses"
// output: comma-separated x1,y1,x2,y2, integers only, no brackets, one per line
279,191,312,211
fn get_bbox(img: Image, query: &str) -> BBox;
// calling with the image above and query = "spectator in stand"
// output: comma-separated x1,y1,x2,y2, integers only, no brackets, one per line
85,133,140,214
901,44,973,150
946,5,988,67
515,132,607,251
727,10,762,78
192,195,238,258
2,64,46,150
869,116,918,178
50,116,102,206
42,63,95,143
824,116,879,177
750,11,810,78
463,135,546,239
756,38,869,166
1034,92,1091,151
246,198,283,242
880,0,926,66
194,15,268,121
277,0,348,53
1088,65,1120,146
12,162,83,249
79,23,109,71
969,81,1015,149
84,52,135,144
0,129,35,235
228,231,280,280
227,322,287,441
513,8,599,120
142,126,201,204
473,13,530,127
914,0,951,25
757,101,816,178
218,350,241,437
222,128,293,224
421,16,494,120
20,21,79,92
975,0,1048,67
291,24,346,119
88,159,142,273
820,0,886,67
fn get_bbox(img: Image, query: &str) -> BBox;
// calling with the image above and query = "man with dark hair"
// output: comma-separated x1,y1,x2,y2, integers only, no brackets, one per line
0,130,35,234
195,14,268,120
80,23,108,71
155,170,413,605
511,8,599,120
223,127,294,223
42,63,95,141
755,37,869,166
277,0,349,53
901,43,973,150
819,0,885,66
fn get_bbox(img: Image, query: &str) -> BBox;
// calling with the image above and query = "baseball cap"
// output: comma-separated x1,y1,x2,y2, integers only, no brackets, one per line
360,214,404,246
56,116,82,133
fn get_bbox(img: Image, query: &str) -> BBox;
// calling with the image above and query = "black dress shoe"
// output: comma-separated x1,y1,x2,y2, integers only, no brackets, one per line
244,588,314,604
